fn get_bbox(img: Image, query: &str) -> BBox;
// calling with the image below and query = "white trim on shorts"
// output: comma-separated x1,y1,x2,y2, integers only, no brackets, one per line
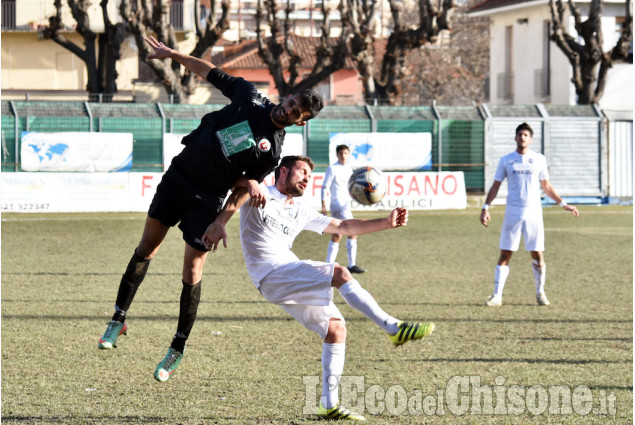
499,207,545,252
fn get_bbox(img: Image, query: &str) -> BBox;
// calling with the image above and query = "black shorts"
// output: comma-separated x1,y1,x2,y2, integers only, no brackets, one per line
148,166,224,252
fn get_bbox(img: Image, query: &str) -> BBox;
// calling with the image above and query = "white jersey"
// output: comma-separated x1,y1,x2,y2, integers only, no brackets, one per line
240,185,333,287
321,161,353,212
494,150,549,209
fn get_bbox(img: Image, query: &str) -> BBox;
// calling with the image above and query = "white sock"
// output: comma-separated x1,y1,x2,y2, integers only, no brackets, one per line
493,265,510,298
532,260,546,294
346,239,358,268
326,241,339,263
338,280,399,334
321,342,346,409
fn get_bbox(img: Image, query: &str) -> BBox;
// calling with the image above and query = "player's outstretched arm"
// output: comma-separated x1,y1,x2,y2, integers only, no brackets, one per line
201,188,250,252
541,180,579,218
324,207,408,236
145,36,215,80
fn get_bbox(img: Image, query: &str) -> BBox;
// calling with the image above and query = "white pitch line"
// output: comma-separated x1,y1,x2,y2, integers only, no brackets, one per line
1,216,143,222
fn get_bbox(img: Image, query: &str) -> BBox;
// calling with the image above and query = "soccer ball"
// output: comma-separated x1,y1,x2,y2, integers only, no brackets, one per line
348,166,386,205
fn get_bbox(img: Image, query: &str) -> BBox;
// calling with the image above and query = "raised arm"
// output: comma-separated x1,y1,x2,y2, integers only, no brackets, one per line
480,180,502,227
324,207,408,236
541,180,579,217
145,36,215,80
201,187,250,252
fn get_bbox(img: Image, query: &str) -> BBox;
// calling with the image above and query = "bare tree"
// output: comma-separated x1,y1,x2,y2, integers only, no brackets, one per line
403,9,489,105
41,0,128,100
342,0,455,105
255,0,350,97
550,0,633,104
120,0,231,103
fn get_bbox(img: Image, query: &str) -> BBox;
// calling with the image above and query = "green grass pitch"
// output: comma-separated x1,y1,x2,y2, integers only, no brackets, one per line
1,206,632,424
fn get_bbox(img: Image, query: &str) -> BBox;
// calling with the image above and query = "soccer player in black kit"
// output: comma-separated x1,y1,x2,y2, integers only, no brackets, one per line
98,36,324,382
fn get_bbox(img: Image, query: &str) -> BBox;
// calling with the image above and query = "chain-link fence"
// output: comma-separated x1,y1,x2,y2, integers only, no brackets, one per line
2,101,630,195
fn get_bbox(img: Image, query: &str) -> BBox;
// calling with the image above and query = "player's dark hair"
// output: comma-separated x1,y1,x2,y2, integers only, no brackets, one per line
516,122,533,137
336,144,350,154
295,89,324,120
274,155,315,182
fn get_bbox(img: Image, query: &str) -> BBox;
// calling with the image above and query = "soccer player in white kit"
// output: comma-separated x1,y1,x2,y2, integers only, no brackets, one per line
202,155,435,421
321,144,366,273
480,123,579,306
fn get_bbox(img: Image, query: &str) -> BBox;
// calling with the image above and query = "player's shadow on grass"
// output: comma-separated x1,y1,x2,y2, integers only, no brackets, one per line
509,336,632,341
2,314,633,325
393,357,633,365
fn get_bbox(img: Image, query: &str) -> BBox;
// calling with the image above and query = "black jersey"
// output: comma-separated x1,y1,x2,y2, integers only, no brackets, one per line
171,68,285,198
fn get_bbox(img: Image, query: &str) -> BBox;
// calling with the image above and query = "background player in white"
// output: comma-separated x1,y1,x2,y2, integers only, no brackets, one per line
480,123,579,306
203,155,434,421
321,144,365,273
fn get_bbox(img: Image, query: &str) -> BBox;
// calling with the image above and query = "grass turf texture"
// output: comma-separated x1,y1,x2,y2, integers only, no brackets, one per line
1,207,632,424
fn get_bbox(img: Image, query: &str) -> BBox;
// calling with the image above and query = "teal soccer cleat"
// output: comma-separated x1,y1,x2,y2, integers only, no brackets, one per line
98,320,128,350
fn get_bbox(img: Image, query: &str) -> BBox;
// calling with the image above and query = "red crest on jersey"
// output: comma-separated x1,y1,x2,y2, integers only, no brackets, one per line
258,139,271,152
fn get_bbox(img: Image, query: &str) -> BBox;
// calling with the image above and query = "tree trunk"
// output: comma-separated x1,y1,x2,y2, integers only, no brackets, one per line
121,0,230,103
41,0,127,100
550,0,633,104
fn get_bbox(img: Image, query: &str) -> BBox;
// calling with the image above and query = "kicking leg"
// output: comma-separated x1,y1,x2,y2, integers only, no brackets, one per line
332,266,434,346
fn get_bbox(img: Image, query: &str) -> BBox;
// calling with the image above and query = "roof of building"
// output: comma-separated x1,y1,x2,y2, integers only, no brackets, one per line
469,0,545,13
602,109,634,121
210,34,359,69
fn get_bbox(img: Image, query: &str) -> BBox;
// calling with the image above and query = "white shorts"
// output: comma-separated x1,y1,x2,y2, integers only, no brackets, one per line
259,260,344,340
499,207,544,252
331,208,353,220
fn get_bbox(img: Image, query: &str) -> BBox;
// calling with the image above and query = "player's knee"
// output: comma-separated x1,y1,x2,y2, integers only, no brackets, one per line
498,250,513,264
331,265,352,288
135,244,156,260
325,319,346,343
332,234,342,243
182,266,203,285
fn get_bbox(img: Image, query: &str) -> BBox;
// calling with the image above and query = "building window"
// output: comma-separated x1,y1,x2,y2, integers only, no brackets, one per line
1,0,16,29
304,74,331,101
498,25,513,100
171,0,184,30
615,16,633,63
535,20,551,99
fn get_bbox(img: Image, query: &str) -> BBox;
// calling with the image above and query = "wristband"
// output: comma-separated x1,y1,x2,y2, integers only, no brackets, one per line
559,201,567,207
482,203,490,211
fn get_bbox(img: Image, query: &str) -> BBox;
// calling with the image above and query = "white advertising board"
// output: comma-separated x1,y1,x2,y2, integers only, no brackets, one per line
1,173,161,213
329,132,432,171
1,171,465,213
20,132,133,172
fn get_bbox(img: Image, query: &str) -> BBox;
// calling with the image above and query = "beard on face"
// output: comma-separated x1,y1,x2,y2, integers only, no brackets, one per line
271,104,297,127
283,173,305,197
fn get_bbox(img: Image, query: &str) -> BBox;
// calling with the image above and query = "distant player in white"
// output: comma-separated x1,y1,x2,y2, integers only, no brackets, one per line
202,155,434,421
321,145,366,273
480,123,579,306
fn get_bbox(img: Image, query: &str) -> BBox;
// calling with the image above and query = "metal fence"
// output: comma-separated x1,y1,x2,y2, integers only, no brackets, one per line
2,100,631,196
